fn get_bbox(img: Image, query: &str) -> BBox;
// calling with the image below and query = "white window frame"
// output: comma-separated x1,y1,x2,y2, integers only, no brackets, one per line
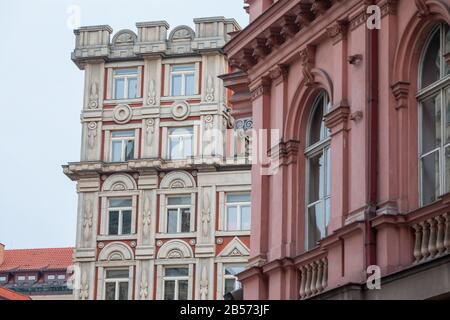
107,198,133,236
168,127,194,160
17,276,26,281
170,64,196,97
166,196,192,234
222,265,245,295
57,274,66,280
418,23,450,206
112,68,140,100
158,192,196,237
27,275,36,281
47,275,55,280
305,91,332,251
225,193,251,231
0,276,7,282
162,266,190,300
110,131,136,163
103,269,131,300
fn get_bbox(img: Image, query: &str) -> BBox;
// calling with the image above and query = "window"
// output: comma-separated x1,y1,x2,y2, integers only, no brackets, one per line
419,23,450,206
104,269,130,300
225,193,251,231
0,276,7,282
223,265,245,295
108,198,132,235
166,196,191,234
305,91,331,250
47,275,55,280
28,275,36,281
171,64,196,96
57,275,66,280
17,276,26,281
168,127,193,160
113,68,139,100
163,267,189,300
111,131,135,162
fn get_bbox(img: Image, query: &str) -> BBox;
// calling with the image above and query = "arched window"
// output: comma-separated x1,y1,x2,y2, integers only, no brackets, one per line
418,23,450,206
305,91,331,250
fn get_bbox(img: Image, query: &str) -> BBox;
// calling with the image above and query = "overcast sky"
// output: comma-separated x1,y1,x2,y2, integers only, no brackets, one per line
0,0,248,250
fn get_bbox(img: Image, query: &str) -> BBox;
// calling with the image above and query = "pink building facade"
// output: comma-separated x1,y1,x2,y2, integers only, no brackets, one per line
223,0,450,299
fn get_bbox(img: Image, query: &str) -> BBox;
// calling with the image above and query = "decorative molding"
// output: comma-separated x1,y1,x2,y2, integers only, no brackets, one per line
326,19,349,45
146,118,155,146
79,271,89,300
250,76,271,101
391,81,410,110
202,191,211,238
83,199,93,243
142,195,151,240
235,118,253,131
415,0,430,18
324,100,351,130
87,122,97,150
160,170,196,189
99,242,134,261
139,270,148,300
88,81,99,109
157,239,193,259
218,237,250,257
269,64,289,85
204,75,215,102
295,2,314,27
311,0,332,16
199,265,209,300
147,80,157,106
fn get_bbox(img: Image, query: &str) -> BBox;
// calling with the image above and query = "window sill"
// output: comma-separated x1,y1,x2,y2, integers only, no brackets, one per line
216,231,251,237
160,95,201,102
97,235,137,241
155,233,196,239
104,98,143,105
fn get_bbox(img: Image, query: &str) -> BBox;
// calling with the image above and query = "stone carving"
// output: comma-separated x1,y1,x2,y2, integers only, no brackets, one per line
113,104,132,124
414,0,430,17
167,249,183,259
204,115,214,129
142,196,151,240
113,30,137,45
79,271,89,300
171,101,190,121
88,81,99,109
111,182,127,191
230,248,243,256
139,271,148,300
147,80,157,106
83,199,93,243
170,179,185,189
199,265,208,300
87,122,97,149
202,191,211,238
299,45,316,86
205,75,215,102
146,119,155,146
170,26,194,41
235,118,253,131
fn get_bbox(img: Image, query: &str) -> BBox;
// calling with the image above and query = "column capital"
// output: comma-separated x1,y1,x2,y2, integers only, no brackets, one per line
324,100,351,131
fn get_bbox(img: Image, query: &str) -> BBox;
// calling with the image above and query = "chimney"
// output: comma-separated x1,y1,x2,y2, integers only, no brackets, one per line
0,243,4,265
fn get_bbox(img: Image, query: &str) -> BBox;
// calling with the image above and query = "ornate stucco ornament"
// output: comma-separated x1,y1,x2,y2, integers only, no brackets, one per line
199,265,209,300
147,80,157,106
142,196,151,240
202,192,211,238
113,104,132,124
205,75,215,102
83,199,93,242
87,122,97,149
88,81,99,109
139,271,148,300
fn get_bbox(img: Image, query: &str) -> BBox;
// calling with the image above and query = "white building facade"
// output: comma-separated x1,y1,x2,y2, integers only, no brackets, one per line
64,17,252,300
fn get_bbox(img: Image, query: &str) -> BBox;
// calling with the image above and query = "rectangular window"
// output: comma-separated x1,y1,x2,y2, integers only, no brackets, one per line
163,267,189,300
113,68,139,100
108,198,133,235
17,276,25,281
168,127,193,160
47,275,55,280
166,196,191,234
28,275,36,281
104,269,130,300
225,193,251,231
170,64,196,96
0,276,7,282
111,131,135,162
57,275,66,280
223,265,245,295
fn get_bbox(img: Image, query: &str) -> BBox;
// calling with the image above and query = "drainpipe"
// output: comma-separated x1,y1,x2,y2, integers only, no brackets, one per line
365,22,378,269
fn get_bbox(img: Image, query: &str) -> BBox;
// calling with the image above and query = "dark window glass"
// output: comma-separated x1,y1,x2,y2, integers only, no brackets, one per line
178,280,189,300
108,211,119,235
105,282,116,300
164,280,175,300
421,29,441,89
181,208,190,233
122,210,132,234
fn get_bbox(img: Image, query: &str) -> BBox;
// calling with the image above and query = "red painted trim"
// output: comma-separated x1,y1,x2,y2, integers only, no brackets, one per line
138,128,142,159
215,192,220,232
140,66,144,98
161,64,165,97
160,99,201,106
94,267,98,300
101,130,105,162
104,68,108,100
213,263,218,300
103,103,143,109
198,62,203,95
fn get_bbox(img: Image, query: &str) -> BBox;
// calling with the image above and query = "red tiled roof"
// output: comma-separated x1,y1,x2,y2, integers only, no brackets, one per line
0,248,73,272
0,287,31,300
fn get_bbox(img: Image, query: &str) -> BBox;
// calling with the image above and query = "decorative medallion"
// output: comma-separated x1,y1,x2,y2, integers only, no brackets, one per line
171,101,190,121
216,238,223,245
113,104,132,124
